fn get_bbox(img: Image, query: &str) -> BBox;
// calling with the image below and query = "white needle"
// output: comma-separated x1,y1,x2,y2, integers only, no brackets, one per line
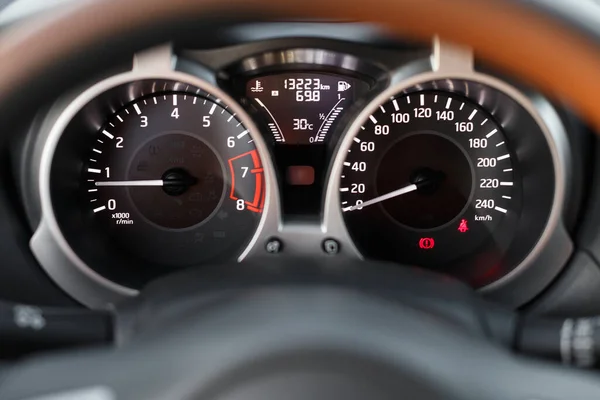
343,183,418,212
95,180,164,187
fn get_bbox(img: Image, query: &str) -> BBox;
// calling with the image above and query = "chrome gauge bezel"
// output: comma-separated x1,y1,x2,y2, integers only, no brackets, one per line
323,40,573,307
30,45,280,309
228,48,386,80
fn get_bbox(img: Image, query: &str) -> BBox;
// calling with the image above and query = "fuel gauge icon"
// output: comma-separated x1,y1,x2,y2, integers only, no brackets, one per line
338,81,352,92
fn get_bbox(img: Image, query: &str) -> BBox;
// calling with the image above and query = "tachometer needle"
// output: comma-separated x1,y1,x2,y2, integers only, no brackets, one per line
95,180,164,187
343,183,418,212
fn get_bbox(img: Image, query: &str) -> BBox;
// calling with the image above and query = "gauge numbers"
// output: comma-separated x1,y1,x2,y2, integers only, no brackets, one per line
340,91,518,275
84,92,265,268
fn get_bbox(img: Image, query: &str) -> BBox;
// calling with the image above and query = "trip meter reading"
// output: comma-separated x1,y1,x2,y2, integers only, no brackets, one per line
339,90,522,285
247,73,368,144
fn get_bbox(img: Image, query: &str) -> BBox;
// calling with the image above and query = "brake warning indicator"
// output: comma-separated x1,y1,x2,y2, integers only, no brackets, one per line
419,238,435,250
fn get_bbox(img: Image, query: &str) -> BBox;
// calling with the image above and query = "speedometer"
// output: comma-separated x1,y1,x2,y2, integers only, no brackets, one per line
339,90,522,284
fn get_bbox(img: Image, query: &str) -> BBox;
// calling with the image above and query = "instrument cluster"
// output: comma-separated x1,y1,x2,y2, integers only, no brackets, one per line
21,39,573,308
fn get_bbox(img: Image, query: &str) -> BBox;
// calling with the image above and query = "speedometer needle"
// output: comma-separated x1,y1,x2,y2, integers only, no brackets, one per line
95,180,164,187
343,183,418,212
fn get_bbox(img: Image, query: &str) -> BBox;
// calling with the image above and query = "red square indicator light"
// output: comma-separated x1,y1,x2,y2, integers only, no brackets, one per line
286,165,315,186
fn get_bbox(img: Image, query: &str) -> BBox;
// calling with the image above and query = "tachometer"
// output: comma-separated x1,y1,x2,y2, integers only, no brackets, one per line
339,90,522,284
39,77,274,294
85,92,265,268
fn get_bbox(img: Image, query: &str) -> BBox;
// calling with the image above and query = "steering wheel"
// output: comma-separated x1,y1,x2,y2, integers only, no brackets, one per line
1,0,600,399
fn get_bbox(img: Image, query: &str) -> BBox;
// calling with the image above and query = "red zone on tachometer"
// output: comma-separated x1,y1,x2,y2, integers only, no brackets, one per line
228,150,265,213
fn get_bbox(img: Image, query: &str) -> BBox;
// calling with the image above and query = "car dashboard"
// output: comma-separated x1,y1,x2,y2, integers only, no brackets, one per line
1,21,597,315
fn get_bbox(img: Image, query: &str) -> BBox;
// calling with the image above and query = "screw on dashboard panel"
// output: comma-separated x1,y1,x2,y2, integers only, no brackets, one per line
265,238,283,254
323,239,340,255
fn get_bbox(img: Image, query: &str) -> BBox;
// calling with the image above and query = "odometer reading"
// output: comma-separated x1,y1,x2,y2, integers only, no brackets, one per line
340,91,520,281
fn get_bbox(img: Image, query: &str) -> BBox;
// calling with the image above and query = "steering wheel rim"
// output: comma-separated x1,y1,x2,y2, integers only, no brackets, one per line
0,0,600,131
3,261,600,400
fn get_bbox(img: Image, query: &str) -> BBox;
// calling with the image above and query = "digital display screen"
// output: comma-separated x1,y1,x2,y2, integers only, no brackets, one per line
247,73,369,145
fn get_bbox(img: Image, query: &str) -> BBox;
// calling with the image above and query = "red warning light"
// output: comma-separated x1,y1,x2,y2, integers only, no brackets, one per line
458,219,469,233
419,238,435,250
